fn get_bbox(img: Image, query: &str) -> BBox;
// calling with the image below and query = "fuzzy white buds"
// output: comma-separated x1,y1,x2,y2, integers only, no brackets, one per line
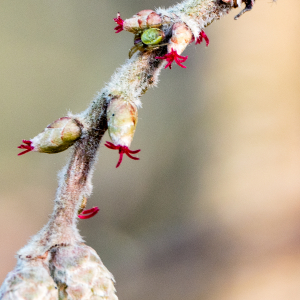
0,256,57,300
18,117,82,155
50,244,118,300
0,245,118,300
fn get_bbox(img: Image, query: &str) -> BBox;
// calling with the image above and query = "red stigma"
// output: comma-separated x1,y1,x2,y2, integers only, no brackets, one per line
195,30,209,46
114,12,124,33
78,207,100,219
105,141,140,168
156,48,188,69
18,140,34,156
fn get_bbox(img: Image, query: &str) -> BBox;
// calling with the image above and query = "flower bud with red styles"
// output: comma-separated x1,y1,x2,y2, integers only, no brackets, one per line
18,117,82,156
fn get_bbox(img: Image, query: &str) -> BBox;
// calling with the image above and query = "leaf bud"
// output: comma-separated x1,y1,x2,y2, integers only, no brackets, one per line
107,98,137,148
0,255,57,300
105,97,140,168
18,117,82,155
50,244,118,300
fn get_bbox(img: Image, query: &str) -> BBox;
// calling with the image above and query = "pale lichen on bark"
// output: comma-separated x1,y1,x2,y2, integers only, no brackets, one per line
0,0,253,299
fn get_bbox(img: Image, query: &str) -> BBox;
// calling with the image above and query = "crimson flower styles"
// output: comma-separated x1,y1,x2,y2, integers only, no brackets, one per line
195,30,210,46
105,141,140,168
18,140,34,156
156,48,188,69
114,13,124,33
78,207,100,219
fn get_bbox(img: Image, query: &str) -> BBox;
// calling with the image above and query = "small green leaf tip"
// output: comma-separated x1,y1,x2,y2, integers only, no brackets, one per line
141,28,163,45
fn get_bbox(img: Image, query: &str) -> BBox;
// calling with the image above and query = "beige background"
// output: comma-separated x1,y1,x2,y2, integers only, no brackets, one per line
1,1,300,299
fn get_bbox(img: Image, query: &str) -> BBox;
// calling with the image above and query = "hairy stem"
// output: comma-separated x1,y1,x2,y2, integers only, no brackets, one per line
2,0,249,298
18,0,233,260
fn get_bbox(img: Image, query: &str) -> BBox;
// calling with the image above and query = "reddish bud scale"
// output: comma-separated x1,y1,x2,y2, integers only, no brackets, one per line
122,10,162,33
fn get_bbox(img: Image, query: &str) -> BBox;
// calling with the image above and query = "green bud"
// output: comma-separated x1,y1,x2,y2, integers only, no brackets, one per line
141,28,163,45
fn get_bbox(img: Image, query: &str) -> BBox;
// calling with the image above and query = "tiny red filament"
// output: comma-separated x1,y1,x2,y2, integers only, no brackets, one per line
156,48,188,69
78,207,100,220
18,140,34,156
105,141,140,168
195,30,209,46
114,12,124,33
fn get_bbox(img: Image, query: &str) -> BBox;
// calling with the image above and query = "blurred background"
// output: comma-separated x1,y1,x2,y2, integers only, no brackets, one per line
1,0,300,299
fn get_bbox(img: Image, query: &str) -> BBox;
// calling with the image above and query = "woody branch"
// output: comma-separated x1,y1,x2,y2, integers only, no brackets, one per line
0,1,254,299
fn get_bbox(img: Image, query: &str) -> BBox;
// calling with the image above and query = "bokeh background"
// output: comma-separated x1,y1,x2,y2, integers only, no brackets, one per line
1,1,300,299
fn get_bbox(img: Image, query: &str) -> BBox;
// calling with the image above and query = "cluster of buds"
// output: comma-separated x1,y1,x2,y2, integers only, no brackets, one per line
105,97,140,168
114,10,209,69
18,117,82,156
0,245,117,299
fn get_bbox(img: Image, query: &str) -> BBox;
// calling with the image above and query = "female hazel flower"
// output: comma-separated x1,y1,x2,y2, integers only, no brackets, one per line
113,12,124,33
18,117,82,155
156,23,192,69
105,97,140,168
